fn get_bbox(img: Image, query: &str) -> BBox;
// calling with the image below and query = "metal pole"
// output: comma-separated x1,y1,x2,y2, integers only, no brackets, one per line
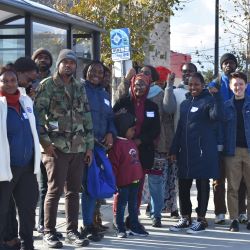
246,0,250,81
214,0,219,77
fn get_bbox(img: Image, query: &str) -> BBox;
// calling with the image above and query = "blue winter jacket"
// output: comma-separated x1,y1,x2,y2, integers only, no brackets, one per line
7,106,36,167
83,80,116,142
223,95,250,156
170,89,223,179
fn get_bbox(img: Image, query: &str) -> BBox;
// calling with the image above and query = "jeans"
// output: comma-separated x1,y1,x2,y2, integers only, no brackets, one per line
116,183,140,232
148,173,165,219
81,165,96,226
38,161,48,227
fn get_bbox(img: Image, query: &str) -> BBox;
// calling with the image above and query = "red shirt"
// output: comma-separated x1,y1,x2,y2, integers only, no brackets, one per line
108,137,143,187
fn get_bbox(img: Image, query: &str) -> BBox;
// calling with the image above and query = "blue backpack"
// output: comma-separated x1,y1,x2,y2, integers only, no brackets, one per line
87,146,116,199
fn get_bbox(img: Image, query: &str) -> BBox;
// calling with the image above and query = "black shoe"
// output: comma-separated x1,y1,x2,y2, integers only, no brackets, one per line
152,217,162,228
66,230,89,247
229,220,239,232
96,224,109,232
246,221,250,230
2,243,21,250
197,217,208,228
43,232,63,249
171,210,180,219
55,231,63,239
20,245,35,250
80,225,103,242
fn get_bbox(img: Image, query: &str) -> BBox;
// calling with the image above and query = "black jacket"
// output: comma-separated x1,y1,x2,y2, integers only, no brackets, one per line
113,96,160,169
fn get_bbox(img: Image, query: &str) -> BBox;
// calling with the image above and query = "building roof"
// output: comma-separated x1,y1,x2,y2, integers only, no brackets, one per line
0,0,104,32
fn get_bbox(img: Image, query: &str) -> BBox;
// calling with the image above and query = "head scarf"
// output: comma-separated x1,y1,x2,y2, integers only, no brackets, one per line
130,73,151,136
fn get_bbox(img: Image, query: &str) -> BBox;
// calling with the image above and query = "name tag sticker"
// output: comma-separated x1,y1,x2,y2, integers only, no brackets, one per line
191,107,199,112
23,113,28,119
104,99,110,106
146,111,155,117
49,121,59,131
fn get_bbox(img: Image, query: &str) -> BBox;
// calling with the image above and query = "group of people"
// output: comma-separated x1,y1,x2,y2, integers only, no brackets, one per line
0,48,249,250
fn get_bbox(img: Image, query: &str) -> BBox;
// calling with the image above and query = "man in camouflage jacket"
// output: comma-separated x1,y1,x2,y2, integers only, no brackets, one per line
35,49,93,248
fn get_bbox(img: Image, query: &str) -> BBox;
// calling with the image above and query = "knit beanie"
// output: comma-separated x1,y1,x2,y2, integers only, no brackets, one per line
114,112,136,138
32,48,53,68
220,53,237,69
56,49,77,68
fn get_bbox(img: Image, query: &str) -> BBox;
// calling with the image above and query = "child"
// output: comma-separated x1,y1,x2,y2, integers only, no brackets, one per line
223,72,250,232
109,112,149,238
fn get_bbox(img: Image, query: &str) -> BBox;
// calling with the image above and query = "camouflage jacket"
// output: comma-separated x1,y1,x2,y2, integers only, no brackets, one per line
34,72,94,153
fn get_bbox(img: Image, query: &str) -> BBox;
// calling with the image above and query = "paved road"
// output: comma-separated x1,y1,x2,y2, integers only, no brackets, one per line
34,182,250,249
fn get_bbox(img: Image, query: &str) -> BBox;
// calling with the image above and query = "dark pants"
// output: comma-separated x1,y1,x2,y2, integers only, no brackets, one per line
179,178,210,218
0,165,38,249
213,156,247,215
4,197,18,241
42,149,84,233
38,161,48,227
116,183,140,232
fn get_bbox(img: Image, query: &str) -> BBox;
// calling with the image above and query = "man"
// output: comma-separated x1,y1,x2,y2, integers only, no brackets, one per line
35,49,94,248
171,62,197,130
14,57,38,96
32,48,55,234
223,72,250,232
32,48,53,90
210,53,249,224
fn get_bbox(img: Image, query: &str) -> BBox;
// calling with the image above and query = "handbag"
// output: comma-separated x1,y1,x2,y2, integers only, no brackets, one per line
87,146,116,198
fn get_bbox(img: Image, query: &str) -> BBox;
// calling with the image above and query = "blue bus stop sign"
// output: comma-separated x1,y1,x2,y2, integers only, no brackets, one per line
110,28,131,61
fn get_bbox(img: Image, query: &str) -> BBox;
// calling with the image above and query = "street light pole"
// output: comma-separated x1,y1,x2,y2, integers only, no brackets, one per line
214,0,219,77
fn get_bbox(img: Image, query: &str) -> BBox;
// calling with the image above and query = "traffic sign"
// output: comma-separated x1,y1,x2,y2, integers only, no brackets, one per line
110,28,131,61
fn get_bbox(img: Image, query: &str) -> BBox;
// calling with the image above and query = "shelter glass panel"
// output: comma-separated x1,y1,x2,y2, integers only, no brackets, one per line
33,21,67,70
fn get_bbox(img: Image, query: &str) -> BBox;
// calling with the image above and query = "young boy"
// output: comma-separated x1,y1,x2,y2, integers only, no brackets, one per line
223,72,250,232
108,112,149,238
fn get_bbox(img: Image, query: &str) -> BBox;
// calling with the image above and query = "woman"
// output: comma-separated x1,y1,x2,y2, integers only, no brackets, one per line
113,73,160,233
0,66,40,250
80,61,117,241
169,72,223,234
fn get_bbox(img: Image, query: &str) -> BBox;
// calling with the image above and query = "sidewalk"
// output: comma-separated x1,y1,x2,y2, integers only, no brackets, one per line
34,182,250,249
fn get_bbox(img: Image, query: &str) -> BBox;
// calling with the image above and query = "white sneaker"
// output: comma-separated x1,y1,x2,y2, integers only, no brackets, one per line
186,221,206,234
214,214,225,224
117,231,127,238
169,217,191,232
238,213,247,224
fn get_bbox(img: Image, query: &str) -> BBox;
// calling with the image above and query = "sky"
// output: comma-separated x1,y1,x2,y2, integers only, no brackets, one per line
170,0,236,71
